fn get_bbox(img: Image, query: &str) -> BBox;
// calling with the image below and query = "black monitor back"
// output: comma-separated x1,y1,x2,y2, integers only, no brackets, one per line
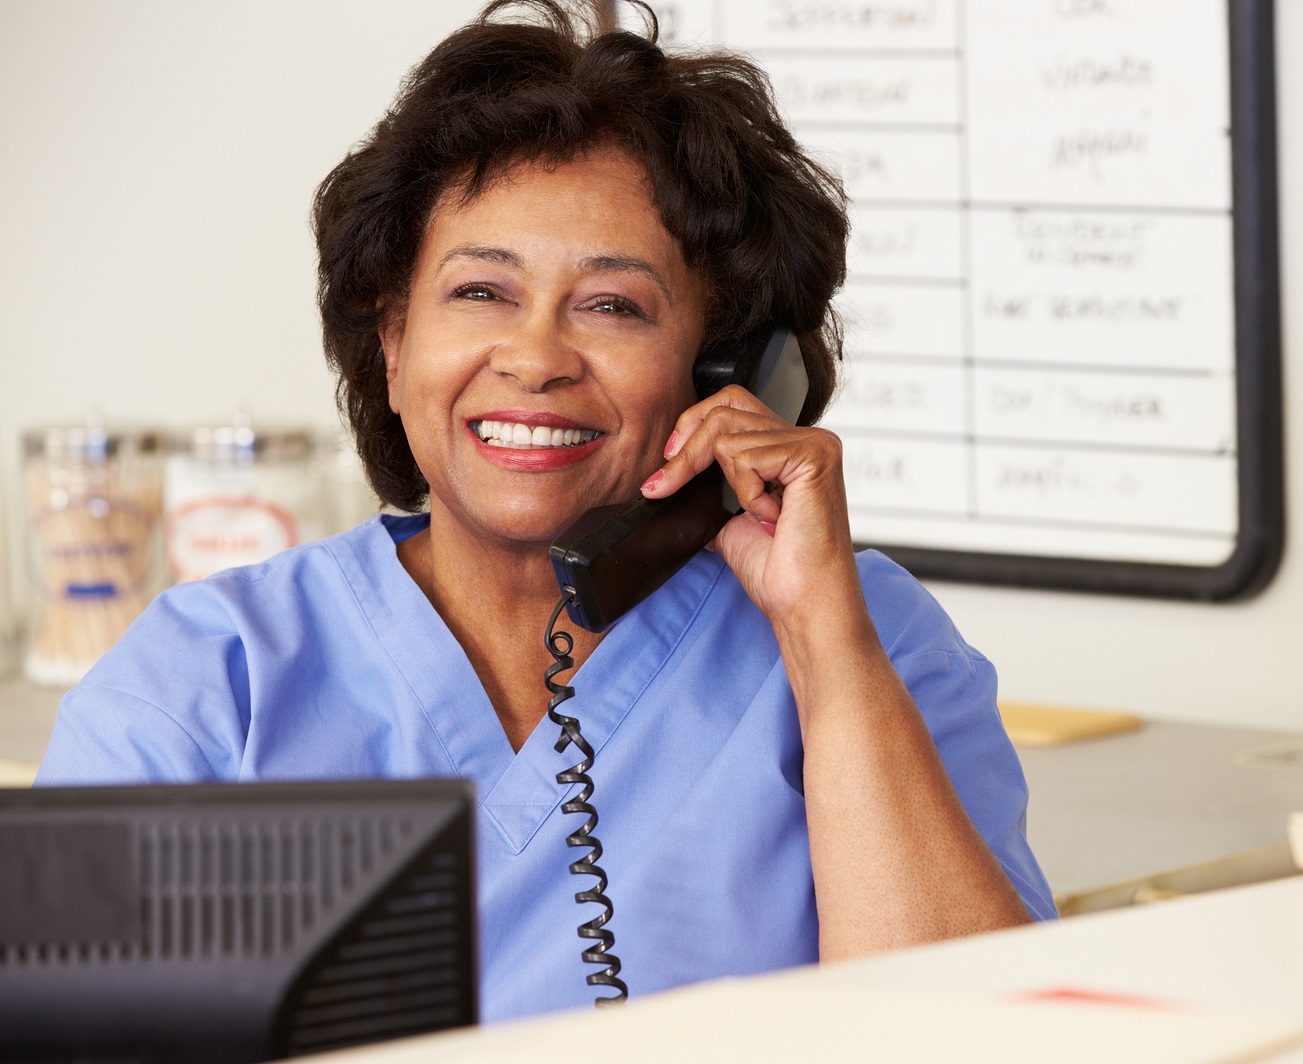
0,778,478,1063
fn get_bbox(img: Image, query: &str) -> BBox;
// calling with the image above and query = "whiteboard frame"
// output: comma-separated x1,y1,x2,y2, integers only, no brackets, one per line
864,0,1283,601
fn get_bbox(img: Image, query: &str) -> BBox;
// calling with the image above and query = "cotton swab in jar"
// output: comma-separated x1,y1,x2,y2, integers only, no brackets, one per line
23,426,164,687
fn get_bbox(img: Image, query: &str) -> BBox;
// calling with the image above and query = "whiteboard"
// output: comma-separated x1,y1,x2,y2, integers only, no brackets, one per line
635,0,1283,599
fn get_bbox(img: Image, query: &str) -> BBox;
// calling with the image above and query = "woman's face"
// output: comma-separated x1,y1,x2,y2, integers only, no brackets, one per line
382,148,707,551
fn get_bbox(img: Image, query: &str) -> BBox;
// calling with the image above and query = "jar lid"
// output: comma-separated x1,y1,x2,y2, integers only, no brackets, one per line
23,426,165,463
172,424,315,464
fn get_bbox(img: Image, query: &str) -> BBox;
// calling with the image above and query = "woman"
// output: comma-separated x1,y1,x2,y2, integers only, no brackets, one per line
39,0,1055,1022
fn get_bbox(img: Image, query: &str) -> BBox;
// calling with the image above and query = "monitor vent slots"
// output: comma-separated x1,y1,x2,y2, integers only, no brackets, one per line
136,815,410,961
0,814,415,965
275,849,471,1057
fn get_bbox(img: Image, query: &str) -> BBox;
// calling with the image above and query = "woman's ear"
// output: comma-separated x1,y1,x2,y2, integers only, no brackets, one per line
379,311,405,413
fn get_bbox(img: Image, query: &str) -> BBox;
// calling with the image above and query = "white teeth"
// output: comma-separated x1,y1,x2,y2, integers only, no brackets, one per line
473,420,600,449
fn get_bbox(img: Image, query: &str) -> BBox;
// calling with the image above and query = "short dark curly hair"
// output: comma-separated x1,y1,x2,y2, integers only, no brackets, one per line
313,0,849,512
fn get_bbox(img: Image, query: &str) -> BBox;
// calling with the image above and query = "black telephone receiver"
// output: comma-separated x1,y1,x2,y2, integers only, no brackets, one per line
549,325,810,632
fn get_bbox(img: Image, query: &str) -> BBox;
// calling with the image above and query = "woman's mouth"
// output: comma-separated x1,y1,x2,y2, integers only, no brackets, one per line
471,420,602,450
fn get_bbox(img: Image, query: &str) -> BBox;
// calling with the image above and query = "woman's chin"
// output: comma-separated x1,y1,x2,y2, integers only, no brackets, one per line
432,500,602,556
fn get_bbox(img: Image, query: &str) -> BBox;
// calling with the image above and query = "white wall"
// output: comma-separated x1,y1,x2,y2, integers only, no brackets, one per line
0,0,487,641
1,1,1300,731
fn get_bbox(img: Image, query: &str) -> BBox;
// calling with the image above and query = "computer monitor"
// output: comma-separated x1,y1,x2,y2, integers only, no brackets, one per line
0,777,478,1063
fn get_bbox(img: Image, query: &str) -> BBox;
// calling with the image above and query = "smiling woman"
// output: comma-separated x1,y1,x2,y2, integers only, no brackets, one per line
380,149,705,561
37,0,1056,1027
377,148,710,752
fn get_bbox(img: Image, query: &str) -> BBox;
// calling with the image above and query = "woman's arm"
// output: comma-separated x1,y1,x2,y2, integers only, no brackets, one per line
776,593,1033,957
642,386,1032,959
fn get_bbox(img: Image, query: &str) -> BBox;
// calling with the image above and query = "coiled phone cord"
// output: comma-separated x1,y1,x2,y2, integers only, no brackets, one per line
544,591,629,1006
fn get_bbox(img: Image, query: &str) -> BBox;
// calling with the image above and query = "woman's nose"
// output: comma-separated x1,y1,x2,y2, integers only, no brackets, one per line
487,317,585,392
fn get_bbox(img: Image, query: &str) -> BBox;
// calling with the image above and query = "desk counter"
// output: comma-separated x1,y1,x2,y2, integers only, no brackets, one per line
1017,719,1303,908
304,877,1303,1064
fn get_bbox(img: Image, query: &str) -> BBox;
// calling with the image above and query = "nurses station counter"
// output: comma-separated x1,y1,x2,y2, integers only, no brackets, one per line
1014,717,1303,912
302,875,1303,1064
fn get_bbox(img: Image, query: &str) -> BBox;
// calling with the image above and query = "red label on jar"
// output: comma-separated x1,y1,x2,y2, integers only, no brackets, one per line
166,496,299,582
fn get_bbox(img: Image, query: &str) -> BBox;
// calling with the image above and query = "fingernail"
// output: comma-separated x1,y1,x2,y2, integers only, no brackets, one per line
663,431,678,458
758,519,777,537
641,469,664,493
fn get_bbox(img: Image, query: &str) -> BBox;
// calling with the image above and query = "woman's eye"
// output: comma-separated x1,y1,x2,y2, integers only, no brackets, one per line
586,295,645,318
451,283,500,301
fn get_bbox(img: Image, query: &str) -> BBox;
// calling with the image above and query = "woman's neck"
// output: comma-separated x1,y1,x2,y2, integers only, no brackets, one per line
396,517,604,752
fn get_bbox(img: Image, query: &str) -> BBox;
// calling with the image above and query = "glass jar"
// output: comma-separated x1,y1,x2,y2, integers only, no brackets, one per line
164,423,321,583
23,426,165,687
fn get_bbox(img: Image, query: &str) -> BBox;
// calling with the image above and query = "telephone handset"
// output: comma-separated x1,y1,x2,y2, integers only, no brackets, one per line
549,325,810,632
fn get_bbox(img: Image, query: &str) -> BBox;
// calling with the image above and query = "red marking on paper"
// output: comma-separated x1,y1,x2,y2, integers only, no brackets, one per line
1010,987,1185,1011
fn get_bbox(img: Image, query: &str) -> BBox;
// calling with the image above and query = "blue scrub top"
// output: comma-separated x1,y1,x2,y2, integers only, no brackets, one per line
39,514,1056,1021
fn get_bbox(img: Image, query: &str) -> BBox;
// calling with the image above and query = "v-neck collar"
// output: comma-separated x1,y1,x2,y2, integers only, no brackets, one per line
331,515,728,854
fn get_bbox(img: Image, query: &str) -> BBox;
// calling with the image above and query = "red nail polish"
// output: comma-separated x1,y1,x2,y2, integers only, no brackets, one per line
758,519,777,537
641,469,664,493
664,431,678,458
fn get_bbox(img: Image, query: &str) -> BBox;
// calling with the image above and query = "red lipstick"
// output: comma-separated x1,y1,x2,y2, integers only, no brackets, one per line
466,413,605,471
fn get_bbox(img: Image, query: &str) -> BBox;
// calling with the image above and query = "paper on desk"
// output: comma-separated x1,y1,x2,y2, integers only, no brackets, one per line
998,701,1142,746
306,976,1303,1064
